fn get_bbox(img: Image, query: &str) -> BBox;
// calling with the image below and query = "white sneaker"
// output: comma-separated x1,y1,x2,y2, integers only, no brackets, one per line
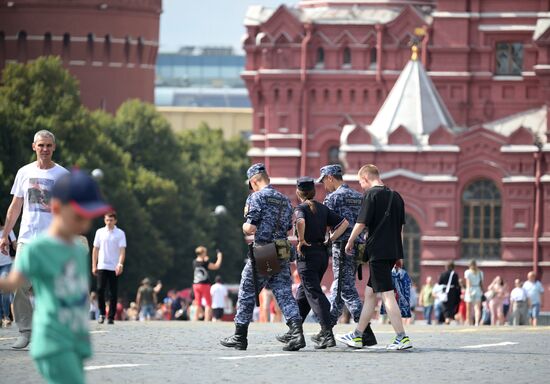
386,335,413,350
336,331,363,349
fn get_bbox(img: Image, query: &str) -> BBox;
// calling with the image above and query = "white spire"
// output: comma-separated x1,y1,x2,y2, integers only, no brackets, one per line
368,54,455,145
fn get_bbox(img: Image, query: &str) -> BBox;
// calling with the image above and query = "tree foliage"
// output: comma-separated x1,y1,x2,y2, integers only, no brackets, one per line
0,57,250,299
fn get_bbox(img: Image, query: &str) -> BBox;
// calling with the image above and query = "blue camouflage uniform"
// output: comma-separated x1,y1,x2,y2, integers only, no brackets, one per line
318,165,364,326
234,164,301,325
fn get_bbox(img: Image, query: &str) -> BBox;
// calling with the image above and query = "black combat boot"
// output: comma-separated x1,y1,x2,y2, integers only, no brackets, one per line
275,322,293,344
362,322,377,347
220,323,248,350
282,320,306,351
314,327,336,349
310,329,323,344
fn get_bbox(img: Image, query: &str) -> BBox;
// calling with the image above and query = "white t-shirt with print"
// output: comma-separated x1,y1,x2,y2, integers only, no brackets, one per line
0,229,16,266
93,226,127,271
11,162,69,243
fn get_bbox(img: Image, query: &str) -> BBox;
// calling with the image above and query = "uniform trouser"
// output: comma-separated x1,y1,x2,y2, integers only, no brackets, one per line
328,243,363,326
512,301,529,325
97,270,118,320
296,247,332,328
234,258,301,325
13,243,33,334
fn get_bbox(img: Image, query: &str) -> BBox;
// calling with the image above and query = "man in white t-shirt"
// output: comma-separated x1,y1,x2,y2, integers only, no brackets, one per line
210,276,228,322
0,130,68,349
510,279,529,326
523,271,545,326
92,212,126,324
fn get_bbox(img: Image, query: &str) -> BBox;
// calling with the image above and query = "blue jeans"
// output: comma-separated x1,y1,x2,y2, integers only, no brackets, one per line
140,304,155,320
423,304,434,325
0,264,13,318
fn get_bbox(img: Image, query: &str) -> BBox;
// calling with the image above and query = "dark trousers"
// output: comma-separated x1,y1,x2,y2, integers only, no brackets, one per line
97,270,118,320
296,246,332,328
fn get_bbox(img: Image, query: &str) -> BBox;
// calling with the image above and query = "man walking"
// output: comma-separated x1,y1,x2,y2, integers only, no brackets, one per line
220,163,305,351
337,164,412,350
0,130,68,349
317,164,377,346
523,272,543,326
92,212,126,324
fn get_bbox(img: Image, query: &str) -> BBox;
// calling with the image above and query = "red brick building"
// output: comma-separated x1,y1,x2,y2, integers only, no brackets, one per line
244,0,550,309
0,0,161,113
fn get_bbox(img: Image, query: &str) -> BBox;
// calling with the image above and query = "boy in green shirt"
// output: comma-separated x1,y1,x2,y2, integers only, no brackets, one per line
0,170,111,384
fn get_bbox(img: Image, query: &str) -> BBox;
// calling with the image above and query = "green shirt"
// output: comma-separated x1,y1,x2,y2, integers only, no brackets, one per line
14,234,91,359
421,284,435,306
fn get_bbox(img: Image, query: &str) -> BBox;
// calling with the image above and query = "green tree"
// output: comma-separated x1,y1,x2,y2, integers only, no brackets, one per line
0,57,251,300
178,123,250,284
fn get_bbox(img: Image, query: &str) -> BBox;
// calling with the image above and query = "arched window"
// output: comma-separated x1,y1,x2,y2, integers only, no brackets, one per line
369,47,377,69
137,37,144,64
328,146,340,165
403,214,421,283
316,47,324,67
62,33,70,61
86,33,94,62
343,47,351,67
43,32,52,56
310,89,316,103
17,30,27,61
323,89,330,103
124,36,131,63
462,179,502,259
104,34,111,62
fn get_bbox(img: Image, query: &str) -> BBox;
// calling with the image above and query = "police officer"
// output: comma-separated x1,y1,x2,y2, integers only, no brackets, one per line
220,164,305,351
294,177,349,349
318,164,377,347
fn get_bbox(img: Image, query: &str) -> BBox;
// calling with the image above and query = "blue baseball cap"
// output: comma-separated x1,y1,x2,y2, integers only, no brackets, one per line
247,163,267,190
52,170,112,218
316,164,343,183
297,177,315,192
247,163,267,180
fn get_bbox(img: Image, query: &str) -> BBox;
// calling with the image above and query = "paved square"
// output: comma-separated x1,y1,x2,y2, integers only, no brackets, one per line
1,322,550,383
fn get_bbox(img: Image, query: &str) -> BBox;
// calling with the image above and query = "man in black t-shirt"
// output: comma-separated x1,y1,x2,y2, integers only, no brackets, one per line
336,164,412,350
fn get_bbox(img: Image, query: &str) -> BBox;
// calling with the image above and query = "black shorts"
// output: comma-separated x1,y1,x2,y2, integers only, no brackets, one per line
212,308,224,320
367,259,397,293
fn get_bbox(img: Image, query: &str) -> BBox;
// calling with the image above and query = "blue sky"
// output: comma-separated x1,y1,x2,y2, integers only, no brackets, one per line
160,0,291,53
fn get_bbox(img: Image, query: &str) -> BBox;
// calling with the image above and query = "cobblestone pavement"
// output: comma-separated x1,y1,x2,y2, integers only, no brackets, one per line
1,321,550,384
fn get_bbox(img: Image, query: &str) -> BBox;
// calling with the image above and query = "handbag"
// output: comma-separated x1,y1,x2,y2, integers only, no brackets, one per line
439,270,455,303
253,201,286,276
357,189,394,263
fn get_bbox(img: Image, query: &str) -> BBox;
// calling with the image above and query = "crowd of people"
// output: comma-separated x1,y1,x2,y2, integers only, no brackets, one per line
0,129,547,383
417,262,544,326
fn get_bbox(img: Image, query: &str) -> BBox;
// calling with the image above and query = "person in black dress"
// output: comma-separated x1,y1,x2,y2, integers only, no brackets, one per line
438,261,460,324
294,177,349,349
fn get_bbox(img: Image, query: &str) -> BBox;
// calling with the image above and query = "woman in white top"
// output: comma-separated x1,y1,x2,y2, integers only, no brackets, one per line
464,260,484,326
